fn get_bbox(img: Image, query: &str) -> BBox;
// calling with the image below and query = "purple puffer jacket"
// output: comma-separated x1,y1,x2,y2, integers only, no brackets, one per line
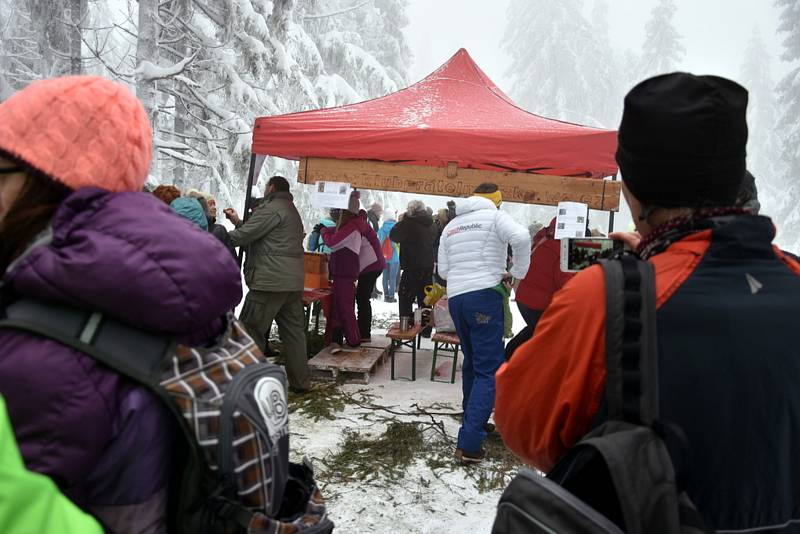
0,188,242,533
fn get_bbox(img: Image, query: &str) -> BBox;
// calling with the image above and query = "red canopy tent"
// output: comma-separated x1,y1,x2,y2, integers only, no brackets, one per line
246,48,620,213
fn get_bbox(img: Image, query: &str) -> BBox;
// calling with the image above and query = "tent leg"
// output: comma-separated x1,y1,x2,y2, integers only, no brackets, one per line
608,210,615,233
237,153,258,267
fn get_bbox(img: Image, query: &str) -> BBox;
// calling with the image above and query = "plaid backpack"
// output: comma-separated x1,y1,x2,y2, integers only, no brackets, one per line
0,299,334,534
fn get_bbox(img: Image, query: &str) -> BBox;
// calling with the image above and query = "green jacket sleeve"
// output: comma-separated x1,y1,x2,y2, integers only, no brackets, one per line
228,206,281,247
0,396,104,534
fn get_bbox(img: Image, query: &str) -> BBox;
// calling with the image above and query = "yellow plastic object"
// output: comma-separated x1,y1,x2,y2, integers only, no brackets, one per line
423,283,446,306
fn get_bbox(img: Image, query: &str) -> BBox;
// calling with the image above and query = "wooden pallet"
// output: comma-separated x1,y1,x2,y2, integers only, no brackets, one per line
362,336,392,356
308,344,387,384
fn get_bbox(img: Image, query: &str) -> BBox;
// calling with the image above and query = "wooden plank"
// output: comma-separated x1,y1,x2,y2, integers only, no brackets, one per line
308,344,386,373
297,157,620,211
362,337,392,350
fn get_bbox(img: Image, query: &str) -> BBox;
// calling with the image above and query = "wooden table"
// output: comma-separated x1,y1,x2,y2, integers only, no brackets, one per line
302,288,331,334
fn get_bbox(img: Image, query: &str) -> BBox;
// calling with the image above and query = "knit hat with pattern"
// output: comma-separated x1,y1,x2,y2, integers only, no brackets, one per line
0,76,152,192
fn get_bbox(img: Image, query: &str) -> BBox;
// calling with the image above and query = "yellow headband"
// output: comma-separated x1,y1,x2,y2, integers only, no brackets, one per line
474,190,502,207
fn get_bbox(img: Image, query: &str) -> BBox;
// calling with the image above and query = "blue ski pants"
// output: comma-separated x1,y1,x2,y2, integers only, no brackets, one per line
448,288,505,453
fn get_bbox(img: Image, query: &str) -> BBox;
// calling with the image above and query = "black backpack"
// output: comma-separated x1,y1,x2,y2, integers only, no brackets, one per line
492,254,712,534
0,298,334,534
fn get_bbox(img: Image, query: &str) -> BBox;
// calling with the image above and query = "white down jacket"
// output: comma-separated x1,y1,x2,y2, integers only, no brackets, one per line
437,196,531,299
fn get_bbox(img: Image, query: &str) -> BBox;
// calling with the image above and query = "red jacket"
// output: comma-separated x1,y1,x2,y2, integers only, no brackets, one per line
515,218,574,310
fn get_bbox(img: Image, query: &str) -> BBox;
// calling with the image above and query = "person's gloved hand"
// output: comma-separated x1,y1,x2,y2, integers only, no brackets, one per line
312,223,323,233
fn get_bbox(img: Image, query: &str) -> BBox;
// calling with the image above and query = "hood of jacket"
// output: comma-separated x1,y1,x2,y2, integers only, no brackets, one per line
378,220,396,238
4,187,242,342
456,196,497,216
170,197,209,231
405,211,434,227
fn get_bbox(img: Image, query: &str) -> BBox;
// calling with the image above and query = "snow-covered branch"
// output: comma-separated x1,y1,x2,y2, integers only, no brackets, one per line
158,147,209,167
155,137,192,151
303,0,374,20
134,53,196,81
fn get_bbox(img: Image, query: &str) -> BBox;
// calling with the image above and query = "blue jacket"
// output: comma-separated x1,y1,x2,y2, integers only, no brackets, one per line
377,220,399,264
307,218,336,253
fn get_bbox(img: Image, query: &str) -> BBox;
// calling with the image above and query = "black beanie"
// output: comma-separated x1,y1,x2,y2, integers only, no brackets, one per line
616,72,748,208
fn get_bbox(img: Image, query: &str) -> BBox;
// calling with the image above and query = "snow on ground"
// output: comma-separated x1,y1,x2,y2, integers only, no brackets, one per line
283,292,530,533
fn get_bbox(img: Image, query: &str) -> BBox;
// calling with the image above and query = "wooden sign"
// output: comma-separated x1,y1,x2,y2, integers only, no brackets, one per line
298,157,620,211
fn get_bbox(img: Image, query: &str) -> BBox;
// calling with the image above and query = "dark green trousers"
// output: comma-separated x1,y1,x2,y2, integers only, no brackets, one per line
240,289,310,390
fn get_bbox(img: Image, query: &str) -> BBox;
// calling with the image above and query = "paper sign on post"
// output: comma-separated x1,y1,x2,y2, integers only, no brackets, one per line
554,201,589,239
312,181,352,209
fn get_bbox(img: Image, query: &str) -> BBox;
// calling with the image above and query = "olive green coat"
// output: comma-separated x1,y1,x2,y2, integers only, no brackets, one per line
229,191,305,292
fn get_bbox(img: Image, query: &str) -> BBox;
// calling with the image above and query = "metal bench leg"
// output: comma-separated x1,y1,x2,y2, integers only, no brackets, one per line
431,342,438,381
450,344,459,384
390,341,396,380
411,340,416,381
313,302,322,335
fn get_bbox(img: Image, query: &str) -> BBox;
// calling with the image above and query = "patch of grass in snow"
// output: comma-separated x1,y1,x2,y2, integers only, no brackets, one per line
319,422,425,484
288,383,350,421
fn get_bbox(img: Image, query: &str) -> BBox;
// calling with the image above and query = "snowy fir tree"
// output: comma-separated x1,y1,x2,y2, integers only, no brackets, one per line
502,0,619,129
638,0,685,78
774,0,800,252
738,27,785,219
0,0,414,229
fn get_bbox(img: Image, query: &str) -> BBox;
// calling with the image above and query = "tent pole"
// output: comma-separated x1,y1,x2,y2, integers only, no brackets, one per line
237,153,259,267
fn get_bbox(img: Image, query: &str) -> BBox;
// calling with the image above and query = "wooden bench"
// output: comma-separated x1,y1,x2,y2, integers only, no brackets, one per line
386,321,422,381
430,330,460,383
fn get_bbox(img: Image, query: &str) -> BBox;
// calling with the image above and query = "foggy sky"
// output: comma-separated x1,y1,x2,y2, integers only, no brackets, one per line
405,0,788,98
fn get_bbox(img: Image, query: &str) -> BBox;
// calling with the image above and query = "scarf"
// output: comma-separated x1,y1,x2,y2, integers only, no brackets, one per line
636,207,749,260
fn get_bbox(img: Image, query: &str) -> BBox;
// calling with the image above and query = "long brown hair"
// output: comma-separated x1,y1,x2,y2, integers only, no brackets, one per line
336,210,357,230
0,158,71,273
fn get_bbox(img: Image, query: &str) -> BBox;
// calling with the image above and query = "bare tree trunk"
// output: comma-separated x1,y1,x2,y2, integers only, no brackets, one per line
69,0,86,74
172,98,186,189
136,0,159,178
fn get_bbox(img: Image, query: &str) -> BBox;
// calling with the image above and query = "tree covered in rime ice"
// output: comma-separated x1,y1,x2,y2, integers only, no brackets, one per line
638,0,685,78
502,0,620,129
738,27,785,220
774,0,800,252
0,0,86,93
0,0,412,229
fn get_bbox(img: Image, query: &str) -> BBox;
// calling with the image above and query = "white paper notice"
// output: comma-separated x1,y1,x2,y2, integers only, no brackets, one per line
554,201,589,239
312,181,352,209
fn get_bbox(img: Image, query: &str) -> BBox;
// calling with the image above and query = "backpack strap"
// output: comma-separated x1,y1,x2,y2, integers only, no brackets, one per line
0,299,263,531
0,299,173,384
600,254,659,426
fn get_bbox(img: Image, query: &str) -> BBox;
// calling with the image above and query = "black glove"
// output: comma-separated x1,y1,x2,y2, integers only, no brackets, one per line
312,223,323,233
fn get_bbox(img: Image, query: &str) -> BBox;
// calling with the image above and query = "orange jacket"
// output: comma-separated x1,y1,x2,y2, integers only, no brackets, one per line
495,228,800,471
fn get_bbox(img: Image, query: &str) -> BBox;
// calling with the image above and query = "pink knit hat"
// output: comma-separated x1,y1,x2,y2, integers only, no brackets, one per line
0,76,152,192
